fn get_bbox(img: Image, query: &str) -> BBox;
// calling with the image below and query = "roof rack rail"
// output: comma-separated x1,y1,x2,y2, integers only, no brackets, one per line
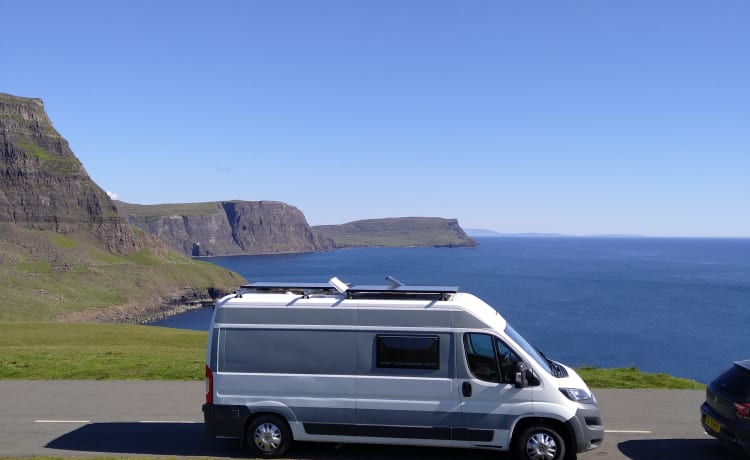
236,277,459,301
332,276,458,301
237,282,339,298
345,284,459,301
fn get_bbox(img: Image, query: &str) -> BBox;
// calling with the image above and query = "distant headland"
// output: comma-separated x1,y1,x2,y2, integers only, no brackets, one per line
117,201,476,257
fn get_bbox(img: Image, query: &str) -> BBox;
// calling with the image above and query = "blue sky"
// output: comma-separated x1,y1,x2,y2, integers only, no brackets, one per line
2,1,748,237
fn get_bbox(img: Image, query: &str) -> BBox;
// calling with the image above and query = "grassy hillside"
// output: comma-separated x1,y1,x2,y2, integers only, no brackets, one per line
0,224,244,322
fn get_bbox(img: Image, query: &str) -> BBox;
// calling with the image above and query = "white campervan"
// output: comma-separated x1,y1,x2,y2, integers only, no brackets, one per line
202,277,603,460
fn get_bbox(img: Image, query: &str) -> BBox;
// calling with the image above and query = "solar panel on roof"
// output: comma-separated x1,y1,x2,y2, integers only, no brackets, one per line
236,278,459,301
241,282,335,290
347,284,459,293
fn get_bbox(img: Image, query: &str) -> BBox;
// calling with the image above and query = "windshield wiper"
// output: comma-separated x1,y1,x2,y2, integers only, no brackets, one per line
548,360,569,378
535,348,568,378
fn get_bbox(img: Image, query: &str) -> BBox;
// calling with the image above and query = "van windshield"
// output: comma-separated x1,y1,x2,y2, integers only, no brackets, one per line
505,325,553,376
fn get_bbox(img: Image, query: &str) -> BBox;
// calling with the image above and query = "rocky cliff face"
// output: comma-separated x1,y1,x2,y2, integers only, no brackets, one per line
118,200,333,256
0,93,141,254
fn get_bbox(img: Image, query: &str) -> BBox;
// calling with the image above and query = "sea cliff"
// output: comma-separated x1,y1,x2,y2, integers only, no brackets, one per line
117,200,333,256
0,92,244,323
0,93,140,253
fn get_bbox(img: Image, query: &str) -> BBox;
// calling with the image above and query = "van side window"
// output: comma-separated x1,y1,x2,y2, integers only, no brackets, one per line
464,333,519,384
376,335,440,369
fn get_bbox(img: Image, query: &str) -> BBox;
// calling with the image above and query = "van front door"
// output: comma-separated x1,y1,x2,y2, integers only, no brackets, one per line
458,332,534,448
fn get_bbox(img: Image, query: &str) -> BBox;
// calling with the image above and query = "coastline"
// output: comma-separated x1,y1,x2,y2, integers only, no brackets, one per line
54,293,216,325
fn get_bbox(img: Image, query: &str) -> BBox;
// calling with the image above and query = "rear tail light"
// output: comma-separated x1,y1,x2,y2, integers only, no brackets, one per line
205,365,213,404
735,402,750,419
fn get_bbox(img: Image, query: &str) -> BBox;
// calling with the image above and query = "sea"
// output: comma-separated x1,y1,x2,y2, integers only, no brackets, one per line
151,237,750,384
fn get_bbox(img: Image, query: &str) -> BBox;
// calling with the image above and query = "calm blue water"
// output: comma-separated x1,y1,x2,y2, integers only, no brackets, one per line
151,237,750,383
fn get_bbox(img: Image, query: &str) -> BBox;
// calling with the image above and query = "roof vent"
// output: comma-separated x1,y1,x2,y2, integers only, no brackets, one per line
328,276,349,295
385,275,405,288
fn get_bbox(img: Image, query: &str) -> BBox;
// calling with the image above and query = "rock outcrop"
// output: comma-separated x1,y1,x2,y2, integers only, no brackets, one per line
0,93,141,254
118,200,333,256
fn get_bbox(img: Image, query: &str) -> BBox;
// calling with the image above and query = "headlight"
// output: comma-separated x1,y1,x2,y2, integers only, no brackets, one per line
560,388,591,402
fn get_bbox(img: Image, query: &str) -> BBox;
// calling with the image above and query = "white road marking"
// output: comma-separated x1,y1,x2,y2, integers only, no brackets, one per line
34,420,90,423
35,420,199,424
138,420,200,423
605,429,653,434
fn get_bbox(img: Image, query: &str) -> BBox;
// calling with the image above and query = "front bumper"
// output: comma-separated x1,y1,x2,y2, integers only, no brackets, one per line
568,403,604,453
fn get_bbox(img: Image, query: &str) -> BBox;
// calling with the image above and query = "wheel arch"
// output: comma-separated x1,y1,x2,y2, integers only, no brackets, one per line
510,416,576,459
241,405,296,447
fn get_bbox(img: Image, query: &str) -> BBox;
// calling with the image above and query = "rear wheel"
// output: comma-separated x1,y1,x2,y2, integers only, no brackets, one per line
245,414,292,458
514,424,566,460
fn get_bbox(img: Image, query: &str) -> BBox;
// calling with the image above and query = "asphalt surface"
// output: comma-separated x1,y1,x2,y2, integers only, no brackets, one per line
0,381,742,459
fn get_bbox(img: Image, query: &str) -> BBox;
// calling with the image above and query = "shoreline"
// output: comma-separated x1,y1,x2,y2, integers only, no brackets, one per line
137,301,211,325
54,292,217,325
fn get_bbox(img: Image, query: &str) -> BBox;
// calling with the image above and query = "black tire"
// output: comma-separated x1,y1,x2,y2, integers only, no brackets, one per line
514,424,566,460
245,414,292,458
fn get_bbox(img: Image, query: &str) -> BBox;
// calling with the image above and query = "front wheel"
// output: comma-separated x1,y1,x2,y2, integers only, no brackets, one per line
245,414,292,458
514,424,567,460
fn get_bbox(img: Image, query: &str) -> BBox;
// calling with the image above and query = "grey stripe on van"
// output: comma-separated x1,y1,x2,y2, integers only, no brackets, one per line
292,407,514,432
298,408,507,442
303,423,495,442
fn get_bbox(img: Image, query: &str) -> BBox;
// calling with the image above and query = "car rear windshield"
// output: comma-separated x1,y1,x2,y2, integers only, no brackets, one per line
715,364,750,400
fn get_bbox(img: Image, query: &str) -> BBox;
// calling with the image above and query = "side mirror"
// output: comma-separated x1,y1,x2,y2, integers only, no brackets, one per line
514,362,530,388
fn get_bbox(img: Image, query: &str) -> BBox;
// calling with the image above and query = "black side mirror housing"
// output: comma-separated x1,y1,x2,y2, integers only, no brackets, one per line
515,362,530,388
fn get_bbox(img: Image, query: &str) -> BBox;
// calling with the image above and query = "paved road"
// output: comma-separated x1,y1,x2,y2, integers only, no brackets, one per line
0,381,740,459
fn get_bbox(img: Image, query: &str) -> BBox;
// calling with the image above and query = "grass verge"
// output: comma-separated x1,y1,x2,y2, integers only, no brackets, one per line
577,365,705,390
0,323,205,380
0,323,705,389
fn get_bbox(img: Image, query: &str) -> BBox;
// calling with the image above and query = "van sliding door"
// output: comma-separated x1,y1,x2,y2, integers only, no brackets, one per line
354,332,459,441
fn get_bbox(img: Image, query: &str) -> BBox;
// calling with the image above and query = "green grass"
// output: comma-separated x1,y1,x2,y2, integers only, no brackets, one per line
577,366,705,389
0,323,705,389
14,135,82,173
48,233,78,249
115,201,221,218
0,323,206,380
16,136,51,160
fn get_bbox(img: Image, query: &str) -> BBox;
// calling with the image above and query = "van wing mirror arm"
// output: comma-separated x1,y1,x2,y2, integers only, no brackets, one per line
514,362,530,388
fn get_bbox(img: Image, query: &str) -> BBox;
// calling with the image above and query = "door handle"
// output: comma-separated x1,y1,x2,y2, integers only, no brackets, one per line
462,381,472,397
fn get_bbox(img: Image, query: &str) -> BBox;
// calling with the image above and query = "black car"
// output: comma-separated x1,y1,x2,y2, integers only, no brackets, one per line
701,359,750,457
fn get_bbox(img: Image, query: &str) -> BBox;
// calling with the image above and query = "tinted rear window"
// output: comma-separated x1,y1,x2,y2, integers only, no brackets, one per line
714,364,750,400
